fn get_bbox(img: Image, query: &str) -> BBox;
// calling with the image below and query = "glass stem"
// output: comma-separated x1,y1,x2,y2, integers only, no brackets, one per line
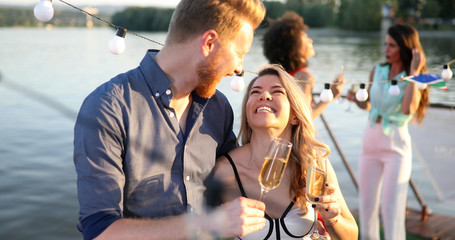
259,188,268,201
313,208,320,236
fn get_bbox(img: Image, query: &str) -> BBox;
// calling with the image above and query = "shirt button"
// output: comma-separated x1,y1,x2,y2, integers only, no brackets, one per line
165,89,171,95
155,92,160,97
185,175,191,181
169,112,175,118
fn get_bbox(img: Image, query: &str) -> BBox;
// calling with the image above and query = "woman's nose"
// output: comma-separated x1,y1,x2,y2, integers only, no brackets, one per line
260,91,272,101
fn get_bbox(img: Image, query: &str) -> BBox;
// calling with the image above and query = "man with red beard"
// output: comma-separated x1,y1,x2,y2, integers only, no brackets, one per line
73,0,266,239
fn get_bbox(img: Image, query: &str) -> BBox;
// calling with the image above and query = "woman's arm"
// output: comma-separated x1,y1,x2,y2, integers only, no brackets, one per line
294,70,315,108
294,70,345,119
402,49,425,115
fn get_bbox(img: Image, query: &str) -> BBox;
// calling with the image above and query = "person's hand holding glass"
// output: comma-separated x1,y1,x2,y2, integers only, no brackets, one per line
345,84,359,112
258,138,292,201
304,156,329,240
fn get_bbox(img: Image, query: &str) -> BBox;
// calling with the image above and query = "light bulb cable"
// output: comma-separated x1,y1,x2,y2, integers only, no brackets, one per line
42,0,455,87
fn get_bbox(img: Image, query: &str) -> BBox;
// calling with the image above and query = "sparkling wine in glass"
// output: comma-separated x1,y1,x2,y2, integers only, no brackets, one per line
304,157,329,240
258,138,292,201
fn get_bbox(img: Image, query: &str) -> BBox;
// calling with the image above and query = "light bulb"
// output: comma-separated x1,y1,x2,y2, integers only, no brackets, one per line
388,80,400,96
230,71,244,92
355,83,368,102
34,0,54,22
108,28,126,55
320,83,333,102
441,64,453,80
416,82,427,90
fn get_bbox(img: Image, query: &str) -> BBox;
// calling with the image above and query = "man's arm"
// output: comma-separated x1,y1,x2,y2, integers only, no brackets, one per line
94,197,266,240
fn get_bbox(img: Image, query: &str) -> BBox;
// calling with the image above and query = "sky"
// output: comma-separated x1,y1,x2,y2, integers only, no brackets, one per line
0,0,181,8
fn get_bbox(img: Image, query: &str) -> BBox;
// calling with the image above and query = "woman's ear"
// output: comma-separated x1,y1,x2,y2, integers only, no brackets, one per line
290,116,299,126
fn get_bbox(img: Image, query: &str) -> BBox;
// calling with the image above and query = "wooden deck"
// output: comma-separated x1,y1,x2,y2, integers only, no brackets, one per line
351,208,455,240
406,208,455,240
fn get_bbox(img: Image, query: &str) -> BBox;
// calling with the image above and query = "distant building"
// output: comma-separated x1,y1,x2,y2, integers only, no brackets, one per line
82,7,99,28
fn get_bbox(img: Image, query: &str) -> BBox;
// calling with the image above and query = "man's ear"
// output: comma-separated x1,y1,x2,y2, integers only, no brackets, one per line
200,30,218,57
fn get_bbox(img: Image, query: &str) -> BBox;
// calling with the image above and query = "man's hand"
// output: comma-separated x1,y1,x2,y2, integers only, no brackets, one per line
199,197,266,238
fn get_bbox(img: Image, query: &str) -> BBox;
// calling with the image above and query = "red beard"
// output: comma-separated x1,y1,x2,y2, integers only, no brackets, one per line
195,51,224,98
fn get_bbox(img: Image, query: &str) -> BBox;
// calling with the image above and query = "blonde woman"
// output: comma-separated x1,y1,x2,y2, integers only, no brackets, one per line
214,64,358,239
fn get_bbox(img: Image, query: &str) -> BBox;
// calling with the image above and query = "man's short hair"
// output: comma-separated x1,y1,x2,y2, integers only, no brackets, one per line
166,0,265,44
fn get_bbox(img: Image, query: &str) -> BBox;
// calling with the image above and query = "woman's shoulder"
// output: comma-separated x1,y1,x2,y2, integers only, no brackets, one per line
293,68,314,80
215,146,248,177
214,147,248,201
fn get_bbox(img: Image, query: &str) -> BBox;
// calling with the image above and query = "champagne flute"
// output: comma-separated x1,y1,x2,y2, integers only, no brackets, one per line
258,138,292,201
346,83,358,112
304,156,329,240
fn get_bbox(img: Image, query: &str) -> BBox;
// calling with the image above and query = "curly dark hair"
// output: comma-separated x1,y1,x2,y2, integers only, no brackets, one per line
262,11,309,72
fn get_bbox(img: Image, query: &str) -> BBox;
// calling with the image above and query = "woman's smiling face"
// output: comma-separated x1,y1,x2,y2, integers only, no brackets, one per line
246,74,294,132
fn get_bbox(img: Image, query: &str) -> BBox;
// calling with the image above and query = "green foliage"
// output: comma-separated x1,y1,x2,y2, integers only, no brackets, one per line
421,0,440,18
395,0,455,19
263,1,287,22
262,1,335,28
0,7,109,27
111,7,173,32
0,8,39,27
1,1,454,31
438,0,455,19
337,0,383,31
301,3,335,27
396,0,418,19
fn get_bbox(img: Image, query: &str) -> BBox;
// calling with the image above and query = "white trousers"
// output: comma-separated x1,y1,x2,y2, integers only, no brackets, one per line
359,123,412,240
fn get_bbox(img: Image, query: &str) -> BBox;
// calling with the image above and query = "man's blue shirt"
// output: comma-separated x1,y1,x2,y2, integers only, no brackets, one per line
73,50,237,239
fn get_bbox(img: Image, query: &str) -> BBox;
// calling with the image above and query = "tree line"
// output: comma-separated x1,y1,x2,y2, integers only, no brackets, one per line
1,0,454,31
110,0,455,32
0,7,110,27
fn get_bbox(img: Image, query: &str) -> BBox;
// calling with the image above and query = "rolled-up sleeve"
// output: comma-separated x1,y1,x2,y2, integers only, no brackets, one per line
74,87,126,238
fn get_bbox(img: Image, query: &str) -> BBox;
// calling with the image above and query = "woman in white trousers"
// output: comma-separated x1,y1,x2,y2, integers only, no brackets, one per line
347,23,429,240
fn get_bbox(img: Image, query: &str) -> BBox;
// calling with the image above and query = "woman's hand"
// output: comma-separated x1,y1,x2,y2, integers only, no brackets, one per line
331,73,346,99
346,88,356,102
410,48,426,75
316,182,341,224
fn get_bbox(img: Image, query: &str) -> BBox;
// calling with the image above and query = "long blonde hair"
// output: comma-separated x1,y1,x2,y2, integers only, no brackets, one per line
238,64,330,208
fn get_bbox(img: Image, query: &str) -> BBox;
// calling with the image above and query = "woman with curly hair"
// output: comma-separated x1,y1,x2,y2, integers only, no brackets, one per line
263,11,345,119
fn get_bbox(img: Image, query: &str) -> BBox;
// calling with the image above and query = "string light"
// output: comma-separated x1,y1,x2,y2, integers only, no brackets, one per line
320,83,333,102
32,0,455,93
388,79,400,96
230,71,245,92
34,0,54,22
441,64,453,80
108,28,126,55
355,83,368,102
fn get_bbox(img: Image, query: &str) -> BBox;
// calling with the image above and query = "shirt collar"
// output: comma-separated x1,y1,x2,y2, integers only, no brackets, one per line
139,49,173,106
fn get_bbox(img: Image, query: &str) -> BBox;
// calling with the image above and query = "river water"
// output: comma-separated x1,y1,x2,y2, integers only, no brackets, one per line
0,27,454,240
